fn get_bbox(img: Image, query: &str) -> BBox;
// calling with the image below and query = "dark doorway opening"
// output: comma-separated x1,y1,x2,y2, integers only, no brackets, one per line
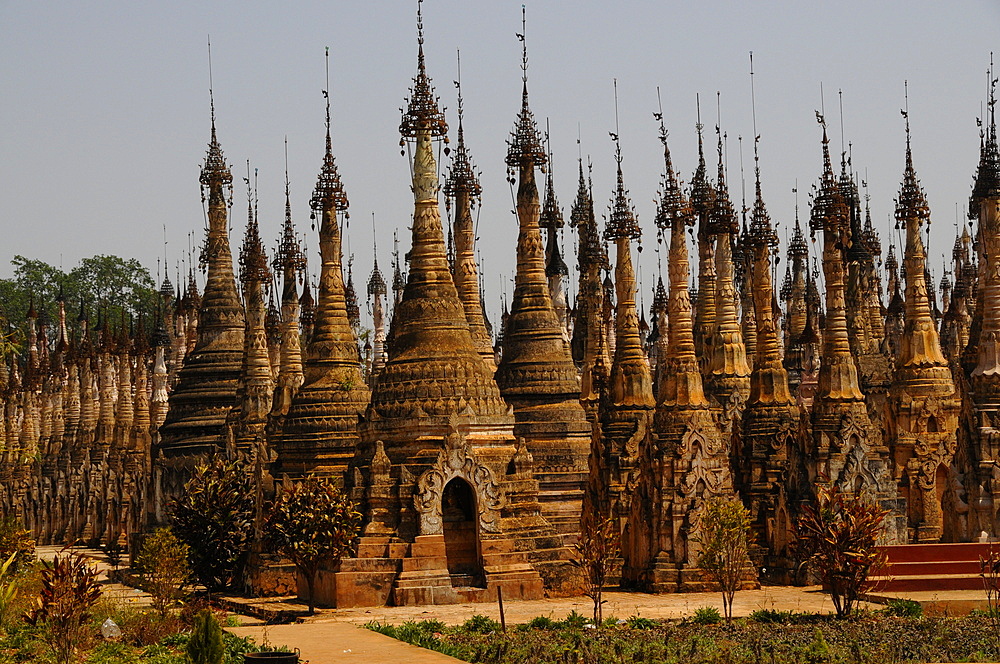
442,478,484,588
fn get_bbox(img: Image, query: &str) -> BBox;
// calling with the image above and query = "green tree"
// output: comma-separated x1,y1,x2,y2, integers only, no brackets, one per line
693,497,755,621
794,484,888,618
267,476,361,615
135,528,191,617
0,254,157,351
170,456,255,593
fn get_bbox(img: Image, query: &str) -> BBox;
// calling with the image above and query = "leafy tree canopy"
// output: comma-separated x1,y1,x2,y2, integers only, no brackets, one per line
0,254,159,354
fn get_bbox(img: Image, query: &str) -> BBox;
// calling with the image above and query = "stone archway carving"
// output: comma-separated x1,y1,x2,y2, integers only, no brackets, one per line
414,445,506,536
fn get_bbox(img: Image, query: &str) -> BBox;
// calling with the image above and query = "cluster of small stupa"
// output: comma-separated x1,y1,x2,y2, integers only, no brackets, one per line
3,4,1000,605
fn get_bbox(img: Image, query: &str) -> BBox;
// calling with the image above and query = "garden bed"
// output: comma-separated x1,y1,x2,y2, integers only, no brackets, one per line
367,608,1000,663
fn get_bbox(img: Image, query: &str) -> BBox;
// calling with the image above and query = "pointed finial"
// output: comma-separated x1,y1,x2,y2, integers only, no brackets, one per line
506,4,545,167
400,0,448,139
417,0,424,46
208,36,215,137
312,50,349,215
324,46,331,140
902,80,911,146
520,4,528,84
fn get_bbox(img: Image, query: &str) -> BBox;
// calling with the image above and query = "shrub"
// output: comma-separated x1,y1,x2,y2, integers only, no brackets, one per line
883,598,922,618
572,514,620,625
24,551,103,664
625,615,657,629
186,609,224,664
170,456,255,592
0,516,34,571
803,627,832,663
463,614,501,633
266,475,361,615
693,497,755,620
134,528,190,617
749,608,799,623
563,609,589,629
526,615,558,630
692,606,722,625
794,484,888,618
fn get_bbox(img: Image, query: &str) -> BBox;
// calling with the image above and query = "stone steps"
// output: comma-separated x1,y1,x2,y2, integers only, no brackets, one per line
871,542,995,592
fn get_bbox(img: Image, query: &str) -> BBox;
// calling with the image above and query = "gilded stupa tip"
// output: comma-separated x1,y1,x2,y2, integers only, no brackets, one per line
239,174,270,285
604,137,641,242
655,113,693,232
200,88,232,191
400,0,448,140
505,6,546,168
710,126,738,235
810,112,847,233
539,129,564,230
972,65,1000,207
747,140,777,250
895,107,930,226
443,59,482,202
311,49,349,215
690,99,716,221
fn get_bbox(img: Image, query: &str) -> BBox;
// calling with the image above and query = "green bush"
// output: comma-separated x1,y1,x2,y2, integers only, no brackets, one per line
526,615,558,630
0,516,34,571
186,609,223,664
134,528,190,617
170,456,255,592
692,606,722,625
625,615,658,629
562,609,588,629
750,608,799,623
802,627,832,663
266,475,361,614
883,598,922,618
463,614,501,633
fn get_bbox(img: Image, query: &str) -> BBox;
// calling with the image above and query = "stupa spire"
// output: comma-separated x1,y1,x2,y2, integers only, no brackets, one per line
888,96,959,541
706,119,751,408
272,48,371,479
691,97,717,369
270,158,306,417
158,69,246,463
810,113,864,403
369,0,506,420
746,140,793,406
443,55,497,370
656,112,707,408
233,169,274,455
495,5,586,430
572,152,607,414
603,106,654,414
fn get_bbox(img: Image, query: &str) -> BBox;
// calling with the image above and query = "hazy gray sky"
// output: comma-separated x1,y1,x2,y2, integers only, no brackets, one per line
2,1,997,326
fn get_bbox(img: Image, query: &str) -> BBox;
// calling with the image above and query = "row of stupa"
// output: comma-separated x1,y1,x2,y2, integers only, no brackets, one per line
3,5,1000,603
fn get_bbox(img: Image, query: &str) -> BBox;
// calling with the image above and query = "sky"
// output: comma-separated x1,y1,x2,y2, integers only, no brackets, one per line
1,1,998,329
